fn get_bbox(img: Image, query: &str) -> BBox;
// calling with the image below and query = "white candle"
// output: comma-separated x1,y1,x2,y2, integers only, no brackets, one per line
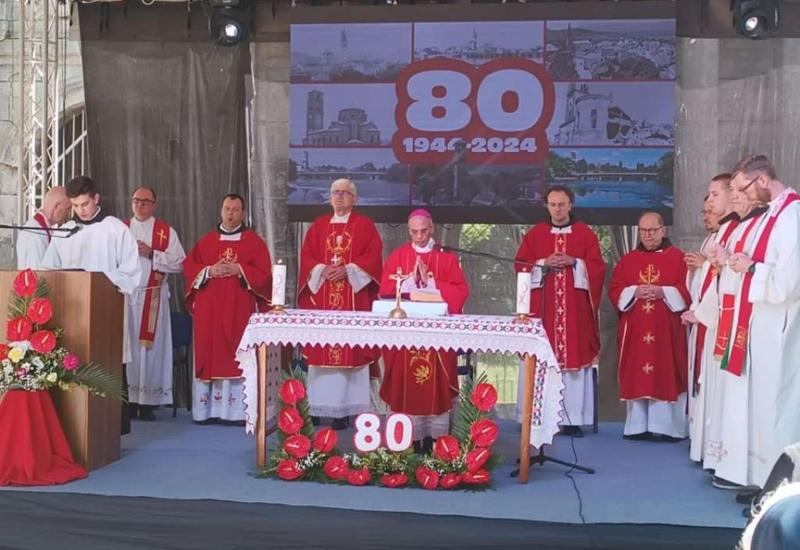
516,271,531,315
272,263,287,307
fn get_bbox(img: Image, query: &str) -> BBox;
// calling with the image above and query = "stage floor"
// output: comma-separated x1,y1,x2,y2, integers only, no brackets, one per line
3,410,747,531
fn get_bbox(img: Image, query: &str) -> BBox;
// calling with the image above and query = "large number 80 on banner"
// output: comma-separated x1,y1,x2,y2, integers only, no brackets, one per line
393,58,556,165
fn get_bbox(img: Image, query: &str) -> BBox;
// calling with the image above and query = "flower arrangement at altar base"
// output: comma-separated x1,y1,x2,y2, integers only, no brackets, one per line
260,367,502,491
0,269,123,398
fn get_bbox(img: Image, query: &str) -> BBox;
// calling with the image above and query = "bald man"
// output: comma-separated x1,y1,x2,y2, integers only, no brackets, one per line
16,186,71,269
608,212,691,441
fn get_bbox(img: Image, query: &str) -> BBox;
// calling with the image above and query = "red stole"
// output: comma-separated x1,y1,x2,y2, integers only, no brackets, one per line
298,212,382,368
33,213,51,243
691,220,739,388
378,242,469,415
125,218,171,347
713,216,762,361
723,193,800,376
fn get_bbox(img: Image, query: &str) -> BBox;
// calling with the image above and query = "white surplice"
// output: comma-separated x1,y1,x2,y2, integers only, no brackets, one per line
125,217,186,406
306,212,373,419
16,215,50,269
695,191,800,487
40,209,141,364
686,231,720,462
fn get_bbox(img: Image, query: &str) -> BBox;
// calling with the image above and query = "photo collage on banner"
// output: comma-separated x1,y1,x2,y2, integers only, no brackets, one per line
289,17,676,224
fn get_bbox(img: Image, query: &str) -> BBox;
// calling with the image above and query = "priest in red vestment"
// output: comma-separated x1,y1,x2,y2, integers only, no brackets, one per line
515,186,605,437
379,209,470,452
608,212,691,442
297,178,382,430
183,193,272,424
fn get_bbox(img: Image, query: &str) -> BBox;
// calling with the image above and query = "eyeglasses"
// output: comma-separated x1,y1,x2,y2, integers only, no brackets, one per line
331,190,353,198
739,175,759,193
638,226,663,235
132,198,155,205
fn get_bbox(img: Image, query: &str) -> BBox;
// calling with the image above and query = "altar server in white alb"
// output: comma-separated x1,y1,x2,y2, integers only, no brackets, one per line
40,175,141,434
41,175,141,297
124,186,186,421
16,186,72,269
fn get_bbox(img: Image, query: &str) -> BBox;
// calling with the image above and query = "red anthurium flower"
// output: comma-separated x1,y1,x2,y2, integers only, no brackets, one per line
471,383,498,412
7,317,33,342
323,456,349,481
380,473,408,488
470,418,499,448
465,448,491,472
433,435,460,462
62,354,80,371
415,467,440,490
346,468,371,486
12,269,37,297
30,330,57,354
278,379,306,406
276,459,303,480
277,407,304,434
439,473,462,489
462,469,491,485
283,434,311,459
313,428,337,453
27,298,53,325
0,343,8,361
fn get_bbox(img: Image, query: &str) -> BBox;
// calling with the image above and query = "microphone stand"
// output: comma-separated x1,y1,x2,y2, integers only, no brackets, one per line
438,244,595,475
0,223,80,237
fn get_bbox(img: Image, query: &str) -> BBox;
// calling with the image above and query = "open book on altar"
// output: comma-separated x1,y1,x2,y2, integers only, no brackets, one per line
371,299,448,317
409,288,443,303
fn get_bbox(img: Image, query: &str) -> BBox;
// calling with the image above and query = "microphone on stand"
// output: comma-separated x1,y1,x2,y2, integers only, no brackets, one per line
433,243,555,274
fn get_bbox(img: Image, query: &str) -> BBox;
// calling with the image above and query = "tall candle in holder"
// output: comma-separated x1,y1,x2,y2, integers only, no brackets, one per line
516,270,531,316
271,260,287,312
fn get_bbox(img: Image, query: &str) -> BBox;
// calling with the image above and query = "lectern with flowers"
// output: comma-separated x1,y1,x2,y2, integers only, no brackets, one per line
0,269,123,486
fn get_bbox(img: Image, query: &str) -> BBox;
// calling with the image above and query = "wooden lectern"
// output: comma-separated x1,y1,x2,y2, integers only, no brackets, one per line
0,270,123,470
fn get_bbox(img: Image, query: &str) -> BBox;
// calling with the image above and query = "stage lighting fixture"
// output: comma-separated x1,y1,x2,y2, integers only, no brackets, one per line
732,0,779,39
209,0,250,46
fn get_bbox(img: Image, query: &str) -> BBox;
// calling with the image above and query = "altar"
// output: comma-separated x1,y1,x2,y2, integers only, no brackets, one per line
236,309,563,483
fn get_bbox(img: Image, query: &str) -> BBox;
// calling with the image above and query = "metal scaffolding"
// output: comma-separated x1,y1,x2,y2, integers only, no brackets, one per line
17,0,70,223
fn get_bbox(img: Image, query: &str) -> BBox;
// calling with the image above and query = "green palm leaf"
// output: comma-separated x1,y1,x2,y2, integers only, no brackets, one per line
66,362,125,401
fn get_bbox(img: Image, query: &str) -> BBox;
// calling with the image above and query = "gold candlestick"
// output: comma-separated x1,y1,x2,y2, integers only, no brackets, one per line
388,267,410,319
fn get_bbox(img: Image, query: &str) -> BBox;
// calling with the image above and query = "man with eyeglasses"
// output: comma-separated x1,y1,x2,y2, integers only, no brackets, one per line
689,155,800,494
123,187,186,422
682,174,740,466
297,178,382,430
514,186,606,437
609,212,691,442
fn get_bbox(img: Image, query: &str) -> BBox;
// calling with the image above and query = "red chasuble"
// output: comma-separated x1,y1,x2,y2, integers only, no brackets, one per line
183,228,272,381
298,211,382,368
608,244,690,402
514,221,605,371
378,243,470,416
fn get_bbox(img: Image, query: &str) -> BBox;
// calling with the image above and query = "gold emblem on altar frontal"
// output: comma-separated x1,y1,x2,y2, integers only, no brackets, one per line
642,363,655,374
220,247,238,264
638,264,661,285
328,345,343,365
410,350,432,385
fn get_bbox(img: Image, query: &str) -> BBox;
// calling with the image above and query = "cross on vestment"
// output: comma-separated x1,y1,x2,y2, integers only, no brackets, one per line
157,228,168,247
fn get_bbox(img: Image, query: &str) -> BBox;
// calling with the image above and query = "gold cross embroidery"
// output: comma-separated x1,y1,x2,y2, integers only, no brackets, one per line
157,228,168,247
642,301,655,313
642,363,655,374
638,264,661,284
643,332,655,344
